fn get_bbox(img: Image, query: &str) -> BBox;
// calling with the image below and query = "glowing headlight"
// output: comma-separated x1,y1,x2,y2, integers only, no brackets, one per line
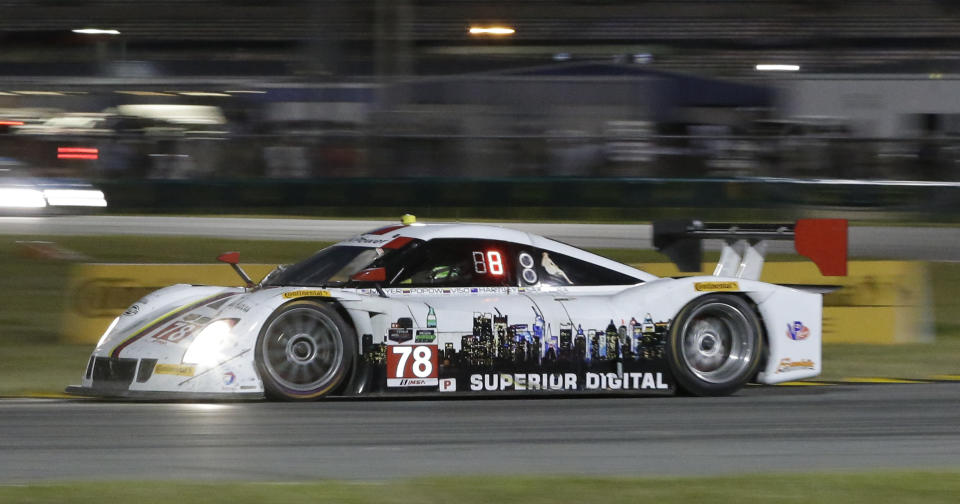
42,189,107,207
95,316,120,350
0,188,47,208
182,319,238,367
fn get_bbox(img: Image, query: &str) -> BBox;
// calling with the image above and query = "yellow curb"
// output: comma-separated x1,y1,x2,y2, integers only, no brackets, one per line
841,377,927,384
1,392,78,399
928,374,960,381
776,381,833,386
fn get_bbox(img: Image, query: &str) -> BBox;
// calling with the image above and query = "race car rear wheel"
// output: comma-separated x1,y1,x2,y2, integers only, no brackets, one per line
666,294,763,396
256,300,355,400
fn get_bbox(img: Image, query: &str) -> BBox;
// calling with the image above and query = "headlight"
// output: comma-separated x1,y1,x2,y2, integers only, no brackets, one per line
0,188,47,208
182,319,238,367
42,189,108,207
95,317,120,350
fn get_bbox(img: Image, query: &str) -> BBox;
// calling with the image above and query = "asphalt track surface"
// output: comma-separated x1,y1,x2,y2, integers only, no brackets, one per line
2,215,960,259
1,383,958,482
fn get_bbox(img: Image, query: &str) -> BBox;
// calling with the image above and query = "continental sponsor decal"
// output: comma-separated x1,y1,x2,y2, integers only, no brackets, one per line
776,358,816,373
694,281,740,292
282,289,332,299
154,363,196,377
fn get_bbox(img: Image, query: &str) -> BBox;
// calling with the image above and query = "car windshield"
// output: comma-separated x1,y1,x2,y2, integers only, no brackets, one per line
261,245,386,287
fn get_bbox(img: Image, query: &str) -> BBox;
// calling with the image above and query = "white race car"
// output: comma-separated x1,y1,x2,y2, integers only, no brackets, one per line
67,217,847,400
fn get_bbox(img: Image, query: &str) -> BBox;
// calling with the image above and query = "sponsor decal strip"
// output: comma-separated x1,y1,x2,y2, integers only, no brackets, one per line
786,320,810,341
467,372,669,392
775,357,816,374
694,281,739,292
282,289,331,299
154,364,196,377
109,292,236,358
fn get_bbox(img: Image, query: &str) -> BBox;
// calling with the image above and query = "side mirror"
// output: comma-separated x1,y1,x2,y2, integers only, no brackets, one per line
217,251,253,288
351,267,387,283
217,251,240,265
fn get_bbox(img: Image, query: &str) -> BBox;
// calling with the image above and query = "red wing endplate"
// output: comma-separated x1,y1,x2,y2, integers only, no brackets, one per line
795,219,847,276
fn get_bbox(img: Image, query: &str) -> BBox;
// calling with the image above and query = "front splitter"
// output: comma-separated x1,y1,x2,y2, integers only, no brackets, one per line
65,385,265,401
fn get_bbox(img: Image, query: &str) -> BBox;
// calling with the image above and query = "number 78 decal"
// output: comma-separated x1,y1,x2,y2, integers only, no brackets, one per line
387,345,439,387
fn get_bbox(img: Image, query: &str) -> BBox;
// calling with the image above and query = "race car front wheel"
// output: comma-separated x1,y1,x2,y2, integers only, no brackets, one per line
256,300,355,400
666,294,763,396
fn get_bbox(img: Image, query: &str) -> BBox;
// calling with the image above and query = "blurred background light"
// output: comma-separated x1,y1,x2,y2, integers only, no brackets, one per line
71,28,120,35
12,91,66,96
57,147,99,160
42,189,107,207
177,92,231,97
114,91,177,96
468,26,516,35
755,64,800,71
0,188,47,208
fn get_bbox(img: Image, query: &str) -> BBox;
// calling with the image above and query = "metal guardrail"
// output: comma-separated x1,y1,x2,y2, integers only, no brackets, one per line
92,175,960,223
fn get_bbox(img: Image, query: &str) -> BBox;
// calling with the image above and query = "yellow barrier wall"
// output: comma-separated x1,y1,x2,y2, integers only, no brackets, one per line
62,263,277,344
637,261,933,344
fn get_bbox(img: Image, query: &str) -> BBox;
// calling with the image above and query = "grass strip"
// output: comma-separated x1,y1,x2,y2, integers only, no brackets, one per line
1,472,959,504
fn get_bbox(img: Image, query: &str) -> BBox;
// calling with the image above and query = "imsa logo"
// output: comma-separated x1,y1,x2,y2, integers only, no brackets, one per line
389,378,435,387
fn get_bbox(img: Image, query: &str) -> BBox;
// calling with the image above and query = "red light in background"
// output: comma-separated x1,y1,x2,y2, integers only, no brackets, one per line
57,147,99,160
0,120,24,126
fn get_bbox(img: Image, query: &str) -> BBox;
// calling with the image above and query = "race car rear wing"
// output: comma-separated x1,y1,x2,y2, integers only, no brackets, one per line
652,219,847,280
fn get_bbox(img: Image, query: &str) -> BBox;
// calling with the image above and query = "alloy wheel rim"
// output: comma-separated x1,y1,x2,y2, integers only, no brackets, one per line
261,307,343,392
679,302,755,384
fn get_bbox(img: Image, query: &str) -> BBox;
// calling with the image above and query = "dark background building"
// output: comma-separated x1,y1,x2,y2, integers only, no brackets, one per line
2,0,960,213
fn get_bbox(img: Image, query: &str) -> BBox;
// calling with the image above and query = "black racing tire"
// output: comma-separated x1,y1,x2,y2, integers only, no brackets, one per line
666,294,764,397
255,300,355,401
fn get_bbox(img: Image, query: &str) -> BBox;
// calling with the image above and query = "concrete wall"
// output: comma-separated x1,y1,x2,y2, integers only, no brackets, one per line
778,75,960,138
